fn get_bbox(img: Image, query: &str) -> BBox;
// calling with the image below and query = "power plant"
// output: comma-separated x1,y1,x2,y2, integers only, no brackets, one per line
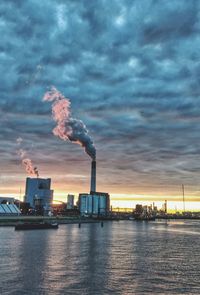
78,160,110,216
16,157,110,217
25,177,53,214
42,87,109,216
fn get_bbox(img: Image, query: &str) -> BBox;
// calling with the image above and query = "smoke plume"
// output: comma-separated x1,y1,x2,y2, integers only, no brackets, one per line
43,87,96,160
17,138,39,177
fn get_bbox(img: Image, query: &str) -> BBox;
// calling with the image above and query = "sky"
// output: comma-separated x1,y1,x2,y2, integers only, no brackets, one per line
1,0,200,210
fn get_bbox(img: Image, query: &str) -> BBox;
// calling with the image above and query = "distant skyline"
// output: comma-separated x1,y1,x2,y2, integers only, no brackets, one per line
1,1,200,210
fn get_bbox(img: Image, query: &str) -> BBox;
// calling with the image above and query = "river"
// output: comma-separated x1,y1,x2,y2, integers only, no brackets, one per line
0,220,200,294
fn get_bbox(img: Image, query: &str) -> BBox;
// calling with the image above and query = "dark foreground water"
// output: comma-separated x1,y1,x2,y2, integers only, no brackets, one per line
0,220,200,295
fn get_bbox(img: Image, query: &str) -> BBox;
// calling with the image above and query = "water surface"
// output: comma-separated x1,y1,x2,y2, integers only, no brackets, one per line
0,220,200,294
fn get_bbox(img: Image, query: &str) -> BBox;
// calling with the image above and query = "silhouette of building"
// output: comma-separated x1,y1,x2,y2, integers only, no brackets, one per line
67,194,74,209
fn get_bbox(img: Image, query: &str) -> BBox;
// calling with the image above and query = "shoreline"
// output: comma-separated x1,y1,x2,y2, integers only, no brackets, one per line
0,216,101,226
1,215,200,226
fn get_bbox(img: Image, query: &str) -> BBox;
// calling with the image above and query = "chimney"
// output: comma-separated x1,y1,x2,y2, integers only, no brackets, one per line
90,160,96,193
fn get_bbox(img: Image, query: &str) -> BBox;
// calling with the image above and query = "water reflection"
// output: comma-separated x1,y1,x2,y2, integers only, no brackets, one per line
16,230,52,294
0,221,200,295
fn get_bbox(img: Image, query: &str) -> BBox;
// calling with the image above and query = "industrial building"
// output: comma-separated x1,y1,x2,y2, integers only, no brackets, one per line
78,160,110,216
0,197,21,215
67,194,74,209
79,192,110,216
24,177,53,213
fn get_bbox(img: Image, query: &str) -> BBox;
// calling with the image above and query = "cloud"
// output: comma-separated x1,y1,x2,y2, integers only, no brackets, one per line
0,0,200,200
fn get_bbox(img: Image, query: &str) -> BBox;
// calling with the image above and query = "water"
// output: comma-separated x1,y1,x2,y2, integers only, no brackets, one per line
0,220,200,295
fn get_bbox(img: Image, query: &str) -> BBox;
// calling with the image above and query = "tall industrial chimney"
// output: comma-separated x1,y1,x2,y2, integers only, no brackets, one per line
90,160,96,193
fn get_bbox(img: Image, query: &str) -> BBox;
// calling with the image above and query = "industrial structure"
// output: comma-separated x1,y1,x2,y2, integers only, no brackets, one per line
90,160,96,192
79,191,110,216
0,197,21,215
162,200,167,213
67,194,74,209
24,177,53,213
133,203,156,220
79,160,110,216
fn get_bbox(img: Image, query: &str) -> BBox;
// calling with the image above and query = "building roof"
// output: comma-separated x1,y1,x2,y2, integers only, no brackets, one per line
79,192,109,197
0,204,21,215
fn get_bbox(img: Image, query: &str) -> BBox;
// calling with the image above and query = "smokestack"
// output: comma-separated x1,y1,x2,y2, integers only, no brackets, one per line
90,160,96,193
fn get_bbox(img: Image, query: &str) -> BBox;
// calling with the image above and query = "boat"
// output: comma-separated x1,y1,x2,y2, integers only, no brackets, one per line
15,222,59,230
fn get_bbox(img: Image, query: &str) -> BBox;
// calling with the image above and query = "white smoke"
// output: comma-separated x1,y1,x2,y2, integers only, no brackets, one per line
43,87,96,160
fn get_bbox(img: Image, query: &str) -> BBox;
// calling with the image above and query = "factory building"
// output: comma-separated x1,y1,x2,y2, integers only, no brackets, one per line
78,160,110,216
0,197,21,215
79,192,110,216
67,194,74,209
24,177,53,213
78,160,110,215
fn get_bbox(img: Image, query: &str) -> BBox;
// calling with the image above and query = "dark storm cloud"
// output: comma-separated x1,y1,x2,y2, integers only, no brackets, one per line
141,2,198,44
0,0,200,197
